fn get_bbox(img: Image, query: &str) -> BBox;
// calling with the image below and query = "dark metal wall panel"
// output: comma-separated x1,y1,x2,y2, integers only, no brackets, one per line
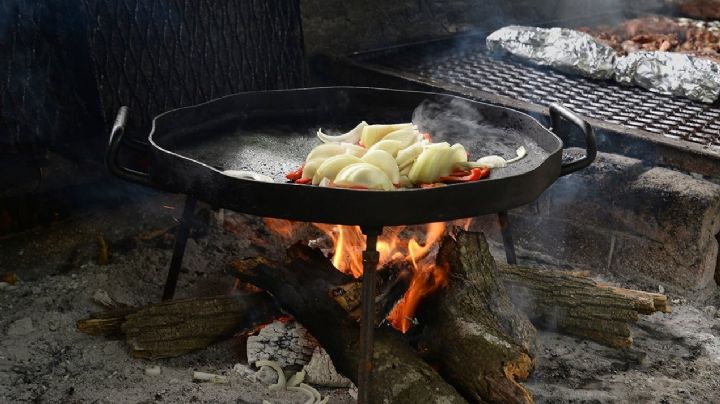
0,1,103,154
1,0,305,154
83,0,306,138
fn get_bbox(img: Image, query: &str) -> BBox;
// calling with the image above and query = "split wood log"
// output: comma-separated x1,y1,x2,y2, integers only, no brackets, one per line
498,263,671,349
417,230,537,404
330,258,670,351
228,244,467,404
77,293,279,358
76,306,140,337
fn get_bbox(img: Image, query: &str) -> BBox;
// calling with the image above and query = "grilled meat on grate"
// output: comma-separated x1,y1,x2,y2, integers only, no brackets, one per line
579,16,720,64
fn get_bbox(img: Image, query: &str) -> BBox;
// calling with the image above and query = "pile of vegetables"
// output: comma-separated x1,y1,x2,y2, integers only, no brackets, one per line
284,121,527,190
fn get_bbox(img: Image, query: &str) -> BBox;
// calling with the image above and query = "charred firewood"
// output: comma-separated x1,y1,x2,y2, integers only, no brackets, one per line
228,244,467,404
77,294,279,358
417,230,537,404
498,262,671,349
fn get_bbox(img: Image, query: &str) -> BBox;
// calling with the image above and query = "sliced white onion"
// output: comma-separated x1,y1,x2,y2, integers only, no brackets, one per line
383,127,422,148
460,146,528,169
223,170,274,183
508,146,528,163
476,155,508,168
301,158,325,180
398,175,413,188
312,154,362,184
408,142,468,184
317,121,367,144
360,123,414,147
396,142,424,169
368,139,404,157
361,149,400,184
287,370,306,388
343,143,367,158
302,143,368,179
399,164,413,176
305,143,348,162
334,163,394,190
255,360,286,391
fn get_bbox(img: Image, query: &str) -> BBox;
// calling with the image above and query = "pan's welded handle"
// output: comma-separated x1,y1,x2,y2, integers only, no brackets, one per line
549,103,597,176
105,106,153,186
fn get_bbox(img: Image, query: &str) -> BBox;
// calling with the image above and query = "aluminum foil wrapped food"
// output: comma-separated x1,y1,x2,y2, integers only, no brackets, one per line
486,25,617,80
615,51,720,103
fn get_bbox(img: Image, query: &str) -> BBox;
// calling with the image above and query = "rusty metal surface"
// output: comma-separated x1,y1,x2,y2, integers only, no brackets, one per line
350,38,720,152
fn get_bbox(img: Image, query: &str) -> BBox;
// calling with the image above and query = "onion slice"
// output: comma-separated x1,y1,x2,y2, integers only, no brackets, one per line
368,139,405,157
334,163,394,190
312,154,363,184
360,123,414,147
255,360,286,391
383,127,422,148
460,146,527,169
287,370,306,388
396,142,424,169
361,149,400,184
317,121,367,144
408,142,468,184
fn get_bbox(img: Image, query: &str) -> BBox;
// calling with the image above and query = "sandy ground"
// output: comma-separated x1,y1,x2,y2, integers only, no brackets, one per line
1,192,719,403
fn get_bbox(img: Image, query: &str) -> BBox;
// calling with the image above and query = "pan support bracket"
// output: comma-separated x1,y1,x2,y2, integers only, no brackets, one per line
162,195,197,301
497,211,517,265
357,225,383,404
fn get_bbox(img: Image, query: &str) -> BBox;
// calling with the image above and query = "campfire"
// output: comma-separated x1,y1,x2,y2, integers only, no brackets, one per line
266,218,452,333
78,212,670,403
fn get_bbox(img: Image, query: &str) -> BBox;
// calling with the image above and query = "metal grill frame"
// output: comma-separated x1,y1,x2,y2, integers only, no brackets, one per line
316,31,720,178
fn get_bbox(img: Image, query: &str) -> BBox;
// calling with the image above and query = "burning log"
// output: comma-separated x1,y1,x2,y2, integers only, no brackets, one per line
228,245,467,404
417,231,537,404
498,263,671,348
77,294,279,358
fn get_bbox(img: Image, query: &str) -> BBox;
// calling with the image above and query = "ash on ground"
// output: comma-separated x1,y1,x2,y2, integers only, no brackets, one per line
1,194,719,403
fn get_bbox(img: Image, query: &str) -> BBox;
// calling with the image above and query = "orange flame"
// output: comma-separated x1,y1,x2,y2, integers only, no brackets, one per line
387,261,449,333
263,218,295,239
264,219,457,332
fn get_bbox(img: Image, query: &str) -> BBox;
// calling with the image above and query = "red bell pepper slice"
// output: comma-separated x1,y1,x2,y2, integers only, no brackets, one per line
295,177,312,184
286,164,304,181
436,167,490,183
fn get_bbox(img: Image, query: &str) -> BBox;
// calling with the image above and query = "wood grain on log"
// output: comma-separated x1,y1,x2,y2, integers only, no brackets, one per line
77,294,279,359
498,263,671,349
77,306,140,337
418,230,537,404
228,244,467,404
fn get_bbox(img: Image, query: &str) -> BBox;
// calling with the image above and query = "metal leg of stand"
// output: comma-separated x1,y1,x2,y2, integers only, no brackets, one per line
162,196,197,301
497,211,517,265
357,226,382,404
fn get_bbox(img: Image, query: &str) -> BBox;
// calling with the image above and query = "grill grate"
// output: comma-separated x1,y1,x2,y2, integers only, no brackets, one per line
359,41,720,149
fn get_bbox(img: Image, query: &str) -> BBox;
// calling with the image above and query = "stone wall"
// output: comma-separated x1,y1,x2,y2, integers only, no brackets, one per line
474,149,720,295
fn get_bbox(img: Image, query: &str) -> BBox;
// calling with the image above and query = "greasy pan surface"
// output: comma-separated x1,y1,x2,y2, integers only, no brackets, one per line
149,87,563,226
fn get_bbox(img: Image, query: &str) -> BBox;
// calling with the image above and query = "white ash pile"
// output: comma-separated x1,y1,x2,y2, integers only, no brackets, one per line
247,319,352,388
247,318,318,369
